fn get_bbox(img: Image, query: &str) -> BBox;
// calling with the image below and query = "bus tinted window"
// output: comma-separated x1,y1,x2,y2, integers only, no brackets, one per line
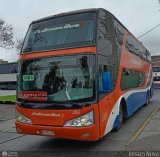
121,68,145,91
22,13,96,53
126,34,150,62
18,54,95,102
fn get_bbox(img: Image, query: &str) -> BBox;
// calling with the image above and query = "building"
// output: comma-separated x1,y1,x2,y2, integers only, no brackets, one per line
151,55,160,67
0,59,8,64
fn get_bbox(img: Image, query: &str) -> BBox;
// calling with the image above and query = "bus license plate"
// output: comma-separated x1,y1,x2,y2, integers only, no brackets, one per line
41,130,54,135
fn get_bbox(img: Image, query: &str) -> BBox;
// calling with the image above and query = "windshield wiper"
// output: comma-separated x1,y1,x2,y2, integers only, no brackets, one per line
18,99,87,109
51,100,77,105
54,100,86,108
19,99,28,103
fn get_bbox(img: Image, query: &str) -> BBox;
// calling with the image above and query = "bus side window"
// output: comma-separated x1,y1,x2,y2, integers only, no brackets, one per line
121,68,145,91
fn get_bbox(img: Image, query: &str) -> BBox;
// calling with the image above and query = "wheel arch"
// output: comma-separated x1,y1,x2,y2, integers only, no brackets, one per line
119,97,128,119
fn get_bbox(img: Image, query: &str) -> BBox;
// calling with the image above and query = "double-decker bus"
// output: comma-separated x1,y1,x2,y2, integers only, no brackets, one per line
0,62,18,102
15,8,152,141
152,66,160,88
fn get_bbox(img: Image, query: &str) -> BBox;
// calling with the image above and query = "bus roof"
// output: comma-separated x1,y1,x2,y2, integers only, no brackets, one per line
30,8,150,57
31,8,99,24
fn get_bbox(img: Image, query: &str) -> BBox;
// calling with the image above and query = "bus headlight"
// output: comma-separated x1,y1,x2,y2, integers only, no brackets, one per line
16,109,32,124
64,110,94,127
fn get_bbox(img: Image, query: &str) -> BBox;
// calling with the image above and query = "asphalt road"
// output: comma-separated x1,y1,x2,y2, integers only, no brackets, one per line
0,90,160,157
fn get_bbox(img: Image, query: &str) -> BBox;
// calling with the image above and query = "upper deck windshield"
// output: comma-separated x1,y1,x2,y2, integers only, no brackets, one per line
22,13,96,53
18,54,95,103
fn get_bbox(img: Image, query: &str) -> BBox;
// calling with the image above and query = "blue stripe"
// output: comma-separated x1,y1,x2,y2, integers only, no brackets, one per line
126,91,147,117
112,115,120,129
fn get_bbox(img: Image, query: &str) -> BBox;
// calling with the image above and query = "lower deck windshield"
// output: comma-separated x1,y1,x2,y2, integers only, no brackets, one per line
18,54,95,102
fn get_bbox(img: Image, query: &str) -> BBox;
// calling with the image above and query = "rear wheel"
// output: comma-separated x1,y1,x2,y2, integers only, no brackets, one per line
114,105,123,131
145,94,150,106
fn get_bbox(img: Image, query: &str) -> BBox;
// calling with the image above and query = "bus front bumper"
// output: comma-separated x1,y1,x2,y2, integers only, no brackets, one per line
15,121,100,141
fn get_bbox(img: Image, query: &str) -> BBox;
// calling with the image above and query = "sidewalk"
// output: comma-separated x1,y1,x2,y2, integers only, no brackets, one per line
125,106,160,151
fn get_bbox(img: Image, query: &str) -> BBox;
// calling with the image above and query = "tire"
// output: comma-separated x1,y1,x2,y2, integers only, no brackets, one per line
145,94,150,106
150,90,153,99
114,105,123,131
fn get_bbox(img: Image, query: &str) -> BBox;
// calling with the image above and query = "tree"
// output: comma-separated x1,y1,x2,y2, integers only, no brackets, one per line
15,38,24,52
0,19,14,49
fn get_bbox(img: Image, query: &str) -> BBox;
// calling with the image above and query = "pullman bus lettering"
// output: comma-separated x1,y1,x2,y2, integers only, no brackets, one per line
131,59,142,67
35,23,80,34
32,112,61,117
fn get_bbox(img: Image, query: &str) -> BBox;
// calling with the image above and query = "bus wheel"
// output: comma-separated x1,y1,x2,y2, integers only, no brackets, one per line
114,105,123,131
145,95,150,106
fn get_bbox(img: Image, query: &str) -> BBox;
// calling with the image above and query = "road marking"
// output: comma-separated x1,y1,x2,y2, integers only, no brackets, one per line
0,135,25,145
121,106,159,151
129,106,159,143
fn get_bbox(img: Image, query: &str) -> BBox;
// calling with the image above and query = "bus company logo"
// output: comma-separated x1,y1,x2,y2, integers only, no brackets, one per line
131,59,142,67
19,91,47,101
35,23,81,34
32,112,61,117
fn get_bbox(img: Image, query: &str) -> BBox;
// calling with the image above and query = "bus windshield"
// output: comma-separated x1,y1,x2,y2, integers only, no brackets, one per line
22,13,96,53
18,54,95,102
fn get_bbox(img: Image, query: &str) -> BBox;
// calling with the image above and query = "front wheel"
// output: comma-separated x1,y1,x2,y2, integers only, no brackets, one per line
114,105,123,131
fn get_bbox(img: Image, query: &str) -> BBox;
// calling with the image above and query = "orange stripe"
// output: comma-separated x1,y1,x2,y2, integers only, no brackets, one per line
20,46,96,60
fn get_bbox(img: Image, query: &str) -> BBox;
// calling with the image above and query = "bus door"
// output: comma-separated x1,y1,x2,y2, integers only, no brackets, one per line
97,63,115,137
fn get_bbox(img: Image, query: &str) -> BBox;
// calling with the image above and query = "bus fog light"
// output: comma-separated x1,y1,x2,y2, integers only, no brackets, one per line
64,110,94,127
81,133,90,138
16,109,32,124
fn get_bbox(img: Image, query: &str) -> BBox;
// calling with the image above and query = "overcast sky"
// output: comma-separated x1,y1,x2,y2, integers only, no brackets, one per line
0,0,160,62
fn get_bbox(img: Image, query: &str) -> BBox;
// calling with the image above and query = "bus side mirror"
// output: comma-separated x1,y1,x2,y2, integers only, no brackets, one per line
16,74,19,80
99,72,112,94
16,74,20,84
